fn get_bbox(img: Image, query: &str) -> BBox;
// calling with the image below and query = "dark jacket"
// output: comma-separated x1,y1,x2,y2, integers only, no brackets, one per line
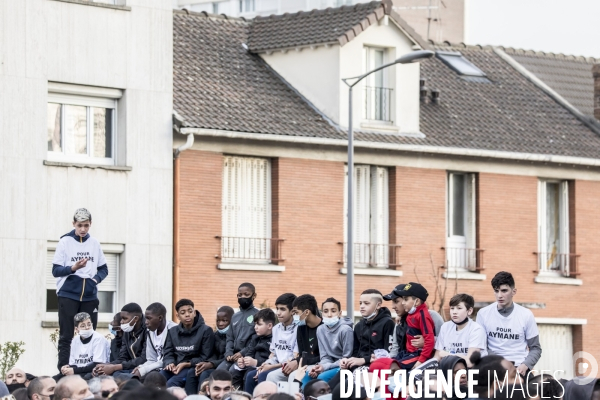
163,311,215,367
207,330,228,369
110,335,123,363
244,333,272,367
113,317,147,370
295,322,323,365
396,315,408,352
226,306,259,357
352,307,396,365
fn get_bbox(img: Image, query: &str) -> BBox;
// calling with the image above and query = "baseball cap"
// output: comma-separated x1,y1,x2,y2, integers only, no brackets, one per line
383,284,406,301
73,208,92,222
396,282,429,301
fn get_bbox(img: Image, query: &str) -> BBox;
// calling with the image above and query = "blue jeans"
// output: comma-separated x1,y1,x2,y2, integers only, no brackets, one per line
161,368,191,388
244,369,272,394
301,367,340,387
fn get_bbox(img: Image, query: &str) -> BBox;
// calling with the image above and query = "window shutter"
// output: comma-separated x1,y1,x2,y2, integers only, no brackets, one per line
370,167,389,267
559,181,570,274
46,250,117,292
465,174,476,269
537,180,546,271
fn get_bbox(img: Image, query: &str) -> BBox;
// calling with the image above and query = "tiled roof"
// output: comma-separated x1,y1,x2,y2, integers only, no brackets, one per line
247,0,428,52
502,47,599,116
173,11,600,159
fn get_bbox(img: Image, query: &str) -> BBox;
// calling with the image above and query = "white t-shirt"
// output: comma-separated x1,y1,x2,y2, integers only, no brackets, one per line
268,322,299,364
53,235,107,292
435,319,487,357
69,331,109,367
476,302,539,366
149,326,170,361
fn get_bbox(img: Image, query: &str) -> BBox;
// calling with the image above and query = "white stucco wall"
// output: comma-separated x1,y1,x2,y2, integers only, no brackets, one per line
261,16,421,133
0,0,173,375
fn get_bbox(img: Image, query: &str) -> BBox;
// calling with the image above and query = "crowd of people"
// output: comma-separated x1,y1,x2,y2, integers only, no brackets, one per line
3,211,598,400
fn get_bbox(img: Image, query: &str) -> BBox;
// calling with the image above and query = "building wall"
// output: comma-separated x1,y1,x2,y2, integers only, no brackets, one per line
0,0,173,374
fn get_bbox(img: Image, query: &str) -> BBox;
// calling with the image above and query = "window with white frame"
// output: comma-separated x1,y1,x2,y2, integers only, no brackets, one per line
363,46,393,123
46,243,122,319
239,0,255,13
538,180,569,274
447,173,477,271
222,156,271,262
344,165,389,267
47,84,121,166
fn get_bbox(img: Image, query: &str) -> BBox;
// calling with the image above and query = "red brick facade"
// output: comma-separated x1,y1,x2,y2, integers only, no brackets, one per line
176,149,600,373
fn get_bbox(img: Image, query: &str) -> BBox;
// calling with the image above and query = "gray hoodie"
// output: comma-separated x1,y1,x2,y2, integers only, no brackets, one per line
316,317,354,371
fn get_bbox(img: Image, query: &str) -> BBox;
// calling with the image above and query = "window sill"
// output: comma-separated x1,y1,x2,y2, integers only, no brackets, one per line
534,274,582,286
442,270,486,280
43,160,132,171
42,321,110,328
339,267,403,277
47,0,131,11
360,123,399,133
217,263,285,272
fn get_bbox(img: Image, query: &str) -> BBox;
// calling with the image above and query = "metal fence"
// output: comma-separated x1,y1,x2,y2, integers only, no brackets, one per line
216,236,284,263
364,86,393,122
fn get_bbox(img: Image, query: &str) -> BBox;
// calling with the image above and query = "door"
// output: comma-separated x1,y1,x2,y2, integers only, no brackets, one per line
536,324,574,379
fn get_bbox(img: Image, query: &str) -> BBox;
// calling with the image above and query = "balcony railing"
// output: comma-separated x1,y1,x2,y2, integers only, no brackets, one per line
216,236,284,264
338,242,402,269
364,86,393,122
443,247,485,272
534,252,580,277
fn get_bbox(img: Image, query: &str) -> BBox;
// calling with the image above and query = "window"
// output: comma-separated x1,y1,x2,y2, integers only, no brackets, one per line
436,51,486,77
363,47,393,123
221,156,272,262
446,173,479,271
47,83,122,166
343,165,390,267
538,180,570,274
45,243,121,319
239,0,255,13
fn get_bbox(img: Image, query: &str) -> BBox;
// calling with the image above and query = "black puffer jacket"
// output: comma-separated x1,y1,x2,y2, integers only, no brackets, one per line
113,317,147,370
244,333,272,367
163,311,215,367
352,307,396,366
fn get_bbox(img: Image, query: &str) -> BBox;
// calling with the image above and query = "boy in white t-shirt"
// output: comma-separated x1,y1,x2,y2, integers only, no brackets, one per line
263,293,299,384
435,293,487,366
476,271,542,376
56,312,109,380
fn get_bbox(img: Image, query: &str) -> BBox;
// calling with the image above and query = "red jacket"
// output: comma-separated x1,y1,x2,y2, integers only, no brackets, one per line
369,358,402,400
405,303,435,363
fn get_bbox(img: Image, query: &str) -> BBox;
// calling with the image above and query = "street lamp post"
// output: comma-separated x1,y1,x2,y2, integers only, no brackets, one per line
341,50,434,319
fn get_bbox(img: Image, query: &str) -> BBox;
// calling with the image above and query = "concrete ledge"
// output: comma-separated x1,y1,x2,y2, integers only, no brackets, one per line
42,321,110,328
442,270,486,280
44,160,132,171
535,317,587,325
217,263,285,272
339,267,403,277
48,0,131,11
360,123,400,133
534,275,582,286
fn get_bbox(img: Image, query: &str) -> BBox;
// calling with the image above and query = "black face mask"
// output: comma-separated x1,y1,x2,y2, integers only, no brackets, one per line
237,296,254,310
452,316,470,326
7,382,27,393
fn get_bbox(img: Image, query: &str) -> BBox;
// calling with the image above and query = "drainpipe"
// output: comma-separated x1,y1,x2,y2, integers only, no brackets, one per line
173,121,194,319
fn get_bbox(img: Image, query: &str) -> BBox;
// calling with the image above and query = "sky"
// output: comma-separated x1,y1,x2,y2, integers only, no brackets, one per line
466,0,600,58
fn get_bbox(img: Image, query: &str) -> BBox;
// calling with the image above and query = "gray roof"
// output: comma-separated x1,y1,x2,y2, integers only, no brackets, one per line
502,48,599,116
173,9,600,160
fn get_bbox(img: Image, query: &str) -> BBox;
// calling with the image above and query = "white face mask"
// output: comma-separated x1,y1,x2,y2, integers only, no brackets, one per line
364,308,379,320
408,306,417,315
323,317,339,328
121,316,138,333
78,328,94,339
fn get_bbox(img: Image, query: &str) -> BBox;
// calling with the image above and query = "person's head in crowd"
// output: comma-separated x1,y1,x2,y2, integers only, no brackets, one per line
438,355,468,388
4,368,30,392
113,373,129,386
72,207,92,237
470,351,518,396
304,380,331,400
199,379,210,396
207,370,232,400
254,309,276,337
188,396,211,400
10,388,27,400
237,283,257,310
109,312,122,337
383,284,407,319
275,293,297,326
120,303,144,334
27,376,56,400
0,381,9,397
74,312,94,338
167,387,187,400
224,390,252,400
120,379,142,392
292,294,322,327
491,271,517,308
114,387,179,400
526,374,564,400
88,376,118,397
449,294,475,326
398,282,429,315
266,394,295,400
145,302,168,333
563,377,599,400
252,382,277,400
331,380,367,400
321,297,342,328
216,306,235,333
54,376,93,400
143,371,167,391
359,289,384,320
175,298,197,329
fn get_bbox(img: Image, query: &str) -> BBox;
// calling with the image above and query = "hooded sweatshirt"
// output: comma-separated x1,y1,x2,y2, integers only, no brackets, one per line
244,333,273,367
163,311,215,367
317,317,354,371
138,320,178,376
226,305,259,358
353,307,396,366
52,230,109,302
207,329,228,369
113,316,148,370
438,355,469,400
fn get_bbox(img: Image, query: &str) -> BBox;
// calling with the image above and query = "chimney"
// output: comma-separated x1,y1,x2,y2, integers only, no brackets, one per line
430,89,441,104
594,64,600,120
420,78,430,103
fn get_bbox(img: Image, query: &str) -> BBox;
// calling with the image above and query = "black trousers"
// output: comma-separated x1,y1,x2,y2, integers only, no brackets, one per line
57,297,99,370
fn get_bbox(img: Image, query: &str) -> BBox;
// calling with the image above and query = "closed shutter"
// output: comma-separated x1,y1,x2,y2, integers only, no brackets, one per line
46,250,118,292
466,174,477,269
370,166,389,267
537,324,574,379
559,181,570,275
